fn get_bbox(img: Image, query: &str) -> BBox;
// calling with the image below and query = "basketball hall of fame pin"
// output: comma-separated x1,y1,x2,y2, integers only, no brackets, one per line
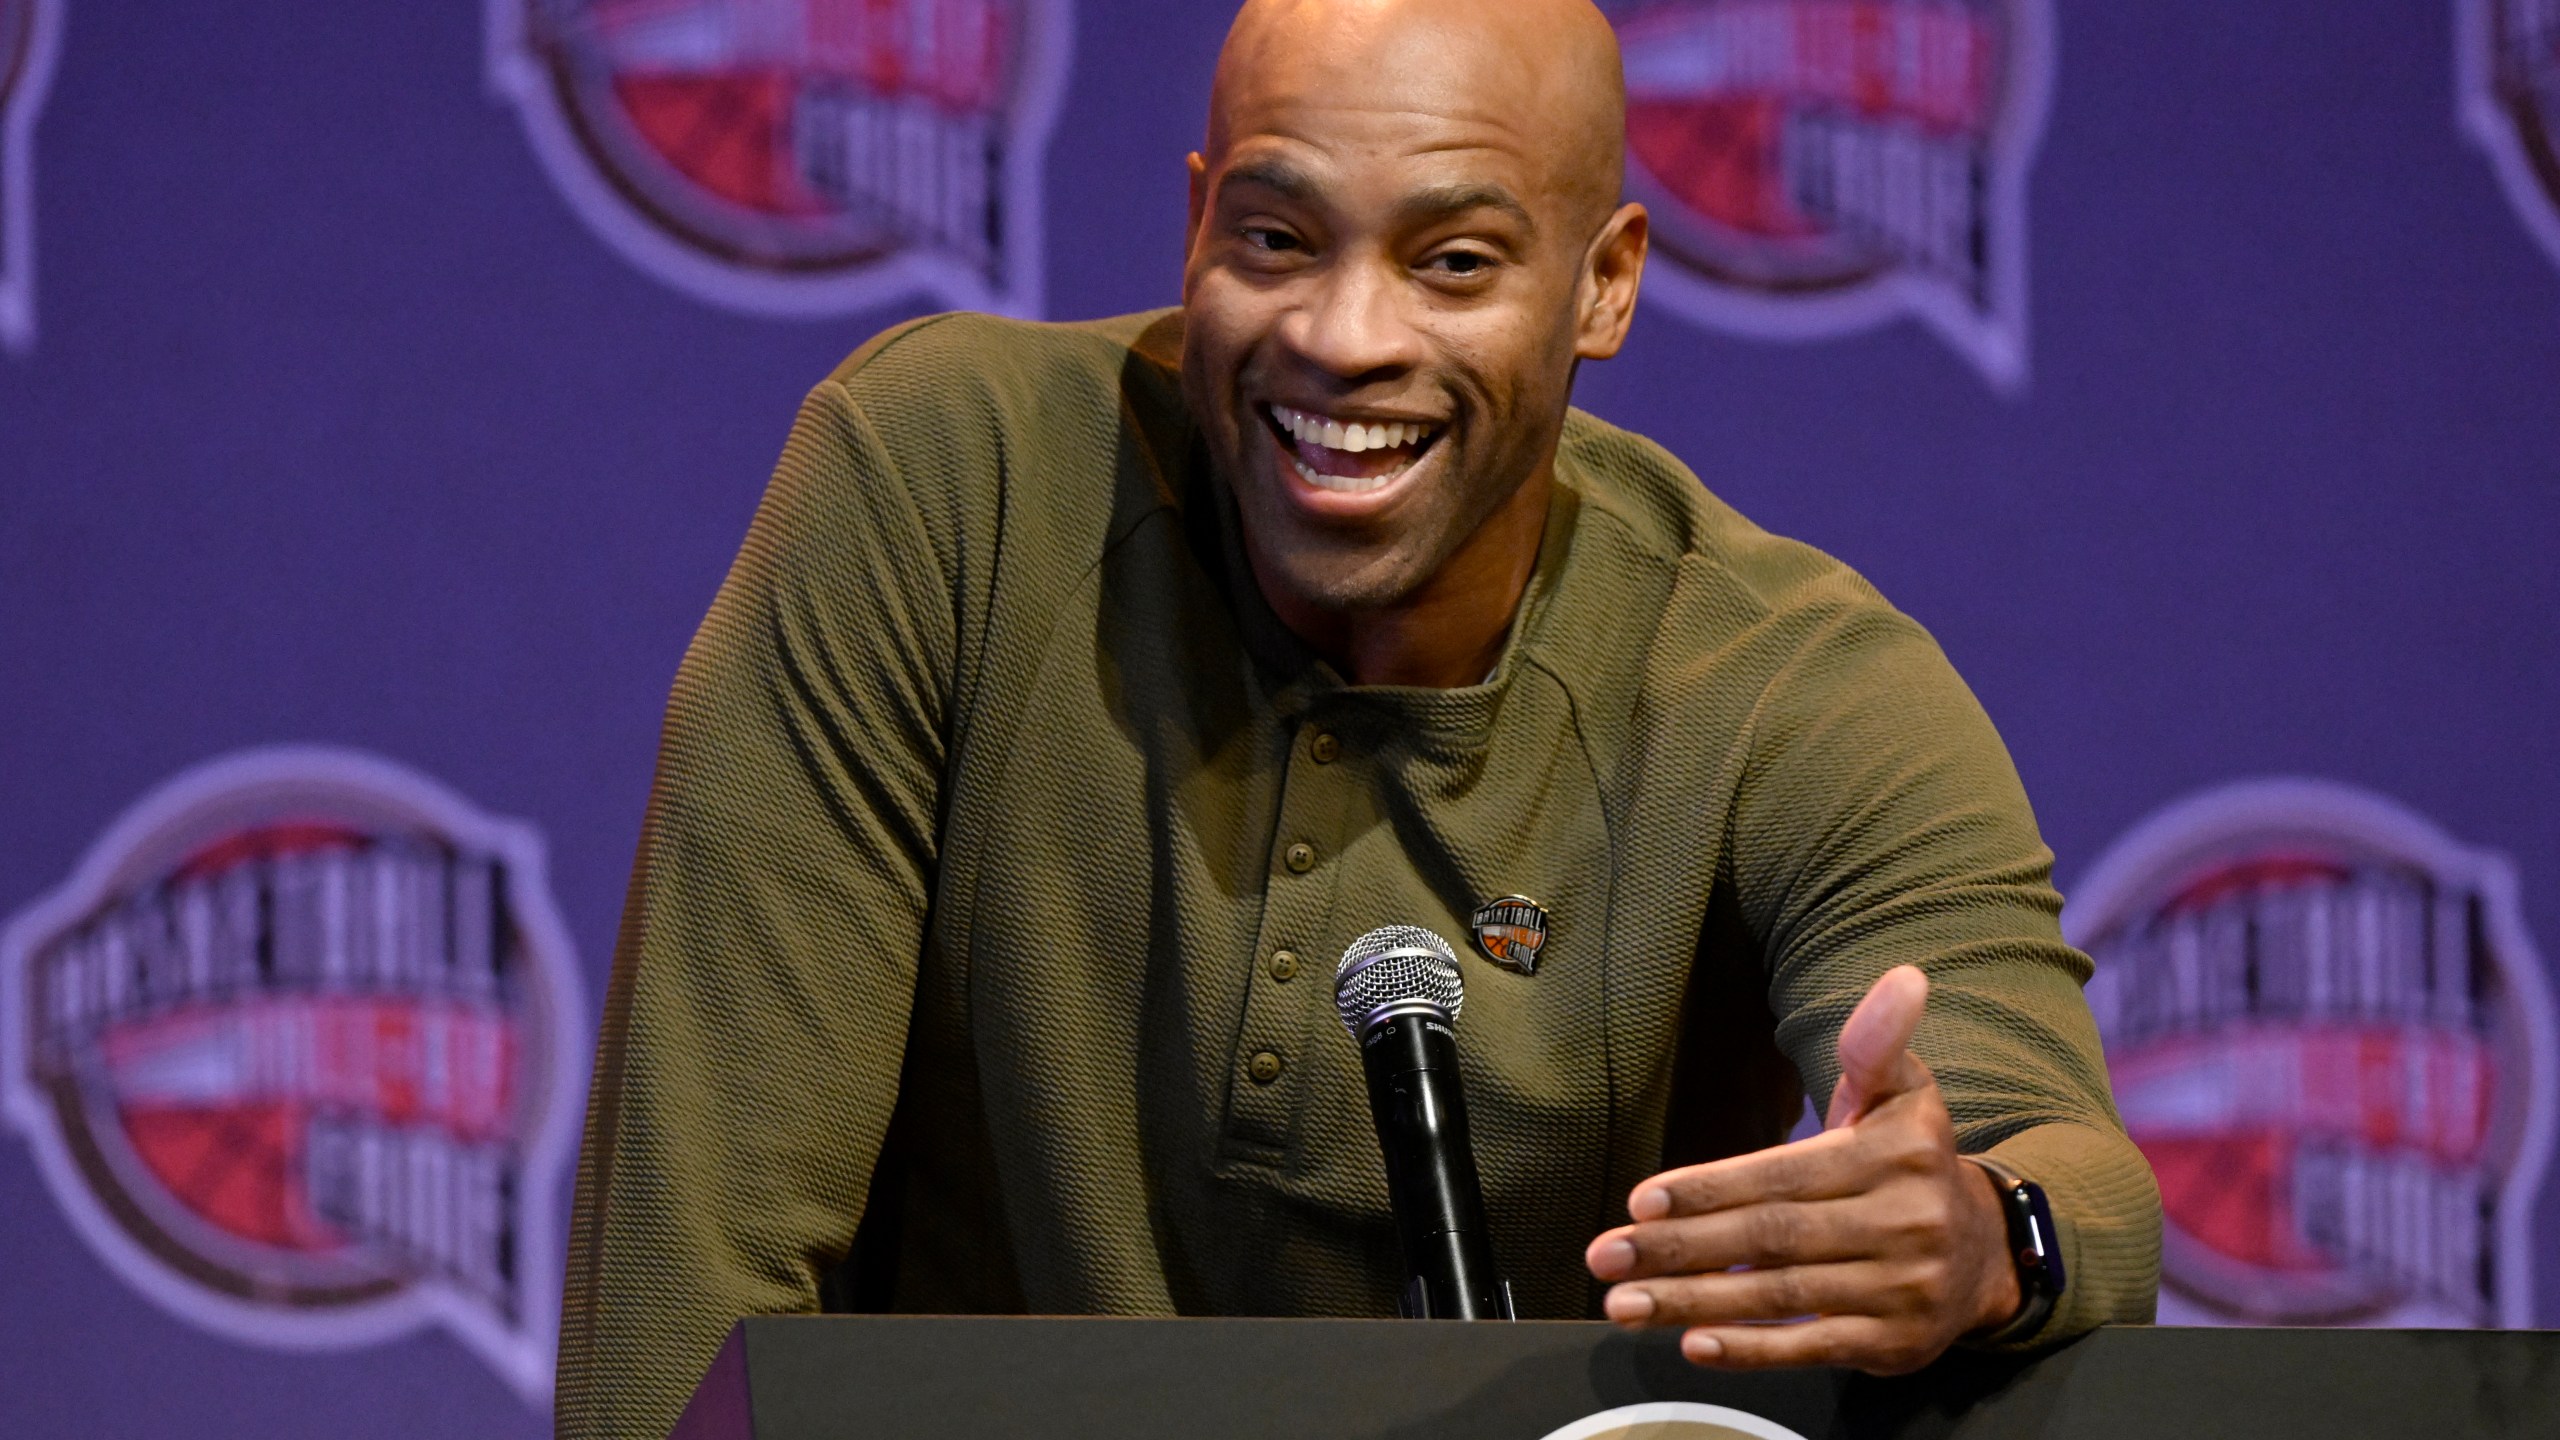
488,0,1073,319
2065,779,2556,1328
2461,0,2560,276
1,748,588,1402
0,0,61,355
1603,0,2053,391
1471,895,1550,975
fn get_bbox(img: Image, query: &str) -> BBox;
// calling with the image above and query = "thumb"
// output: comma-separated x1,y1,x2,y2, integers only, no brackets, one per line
1824,964,1930,1129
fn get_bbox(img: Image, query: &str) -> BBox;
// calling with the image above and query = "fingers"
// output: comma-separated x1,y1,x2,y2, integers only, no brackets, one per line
1591,1144,1965,1288
1602,1259,1894,1328
1620,1078,1946,1226
1588,1194,1875,1281
1584,996,1985,1379
1622,1126,1868,1224
1676,1316,1938,1376
1826,965,1929,1128
1838,965,1929,1079
1604,1262,1962,1376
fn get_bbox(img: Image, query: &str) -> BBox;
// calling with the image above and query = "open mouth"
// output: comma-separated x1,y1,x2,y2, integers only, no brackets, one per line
1263,403,1441,495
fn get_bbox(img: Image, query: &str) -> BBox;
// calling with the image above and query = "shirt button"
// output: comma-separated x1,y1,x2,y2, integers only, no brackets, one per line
1310,731,1340,764
1248,1050,1285,1084
1268,949,1300,983
1284,842,1317,873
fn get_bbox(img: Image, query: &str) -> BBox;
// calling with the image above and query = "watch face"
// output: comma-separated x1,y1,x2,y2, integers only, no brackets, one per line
2020,1182,2066,1293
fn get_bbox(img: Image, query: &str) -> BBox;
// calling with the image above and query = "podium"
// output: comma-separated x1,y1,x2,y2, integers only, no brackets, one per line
668,1316,2559,1438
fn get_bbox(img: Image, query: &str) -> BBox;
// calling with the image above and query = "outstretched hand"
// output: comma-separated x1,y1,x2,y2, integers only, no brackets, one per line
1583,965,2022,1374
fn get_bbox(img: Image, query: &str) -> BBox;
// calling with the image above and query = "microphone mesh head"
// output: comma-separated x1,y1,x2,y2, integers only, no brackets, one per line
1334,925,1465,1036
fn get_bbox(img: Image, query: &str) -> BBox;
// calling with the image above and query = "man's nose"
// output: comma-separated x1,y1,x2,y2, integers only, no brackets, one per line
1277,259,1423,382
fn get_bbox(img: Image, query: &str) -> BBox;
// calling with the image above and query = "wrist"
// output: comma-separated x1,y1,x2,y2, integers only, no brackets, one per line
1961,1156,2025,1333
1959,1153,2067,1346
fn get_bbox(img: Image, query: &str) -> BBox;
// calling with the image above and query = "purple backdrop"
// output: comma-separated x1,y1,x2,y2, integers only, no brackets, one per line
4,0,2558,1435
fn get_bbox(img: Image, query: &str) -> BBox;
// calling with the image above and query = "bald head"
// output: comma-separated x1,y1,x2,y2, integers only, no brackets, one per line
1206,0,1628,235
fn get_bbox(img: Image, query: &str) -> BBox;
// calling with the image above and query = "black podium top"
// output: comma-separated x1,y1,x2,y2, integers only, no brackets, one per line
668,1316,2560,1439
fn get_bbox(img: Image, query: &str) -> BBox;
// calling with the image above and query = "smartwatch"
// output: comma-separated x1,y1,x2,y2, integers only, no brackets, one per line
1962,1153,2066,1345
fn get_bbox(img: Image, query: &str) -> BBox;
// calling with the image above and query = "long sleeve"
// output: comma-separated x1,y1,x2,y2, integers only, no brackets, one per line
1728,595,2162,1345
555,380,956,1440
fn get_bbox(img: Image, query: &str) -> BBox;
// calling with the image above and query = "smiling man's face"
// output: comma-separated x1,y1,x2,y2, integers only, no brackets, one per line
1180,0,1640,621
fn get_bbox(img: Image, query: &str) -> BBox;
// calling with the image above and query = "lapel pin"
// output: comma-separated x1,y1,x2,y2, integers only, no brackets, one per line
1470,895,1549,975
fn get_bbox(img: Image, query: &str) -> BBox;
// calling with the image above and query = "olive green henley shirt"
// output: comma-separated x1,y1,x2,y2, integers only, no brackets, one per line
556,309,2162,1440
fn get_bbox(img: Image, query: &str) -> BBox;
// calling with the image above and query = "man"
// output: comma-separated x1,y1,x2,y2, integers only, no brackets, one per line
557,0,2161,1434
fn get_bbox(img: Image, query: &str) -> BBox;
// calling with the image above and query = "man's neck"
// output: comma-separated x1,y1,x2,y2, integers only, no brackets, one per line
1255,470,1553,689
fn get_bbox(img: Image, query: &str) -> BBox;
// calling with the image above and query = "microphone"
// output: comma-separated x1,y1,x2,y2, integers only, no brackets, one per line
1334,925,1516,1320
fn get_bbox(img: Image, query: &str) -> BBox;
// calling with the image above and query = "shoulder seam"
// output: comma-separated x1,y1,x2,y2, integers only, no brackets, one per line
826,310,981,389
790,372,971,758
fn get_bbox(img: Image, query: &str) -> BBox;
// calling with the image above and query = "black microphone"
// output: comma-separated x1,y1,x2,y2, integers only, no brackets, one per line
1334,925,1515,1320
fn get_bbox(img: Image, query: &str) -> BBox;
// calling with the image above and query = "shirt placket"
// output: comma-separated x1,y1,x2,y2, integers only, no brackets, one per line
1219,712,1351,1163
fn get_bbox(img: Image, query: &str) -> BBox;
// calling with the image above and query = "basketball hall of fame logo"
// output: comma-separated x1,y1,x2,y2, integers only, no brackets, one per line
1,748,588,1402
1604,0,2053,390
0,0,61,355
2461,0,2560,275
2066,779,2556,1327
488,0,1073,318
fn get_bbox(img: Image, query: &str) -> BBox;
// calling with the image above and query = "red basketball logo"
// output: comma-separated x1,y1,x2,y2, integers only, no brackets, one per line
2067,780,2556,1326
2,748,586,1401
1604,0,2051,389
488,0,1071,317
2462,0,2560,275
0,0,61,354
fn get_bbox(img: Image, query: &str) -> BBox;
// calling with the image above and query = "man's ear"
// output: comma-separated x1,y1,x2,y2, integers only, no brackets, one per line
1574,202,1650,361
1185,152,1211,258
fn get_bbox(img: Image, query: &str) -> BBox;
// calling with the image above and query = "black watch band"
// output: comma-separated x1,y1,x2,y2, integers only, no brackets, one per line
1962,1154,2066,1345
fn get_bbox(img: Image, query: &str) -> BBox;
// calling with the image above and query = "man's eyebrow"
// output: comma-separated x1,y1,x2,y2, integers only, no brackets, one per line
1393,182,1535,234
1218,157,1323,207
1215,164,1535,235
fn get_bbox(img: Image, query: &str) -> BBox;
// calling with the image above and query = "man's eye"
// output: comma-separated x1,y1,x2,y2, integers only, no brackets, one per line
1426,250,1495,277
1243,228,1303,254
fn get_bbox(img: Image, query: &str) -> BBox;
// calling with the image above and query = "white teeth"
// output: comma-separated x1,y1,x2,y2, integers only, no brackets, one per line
1271,406,1429,493
1291,456,1396,493
1269,405,1435,455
